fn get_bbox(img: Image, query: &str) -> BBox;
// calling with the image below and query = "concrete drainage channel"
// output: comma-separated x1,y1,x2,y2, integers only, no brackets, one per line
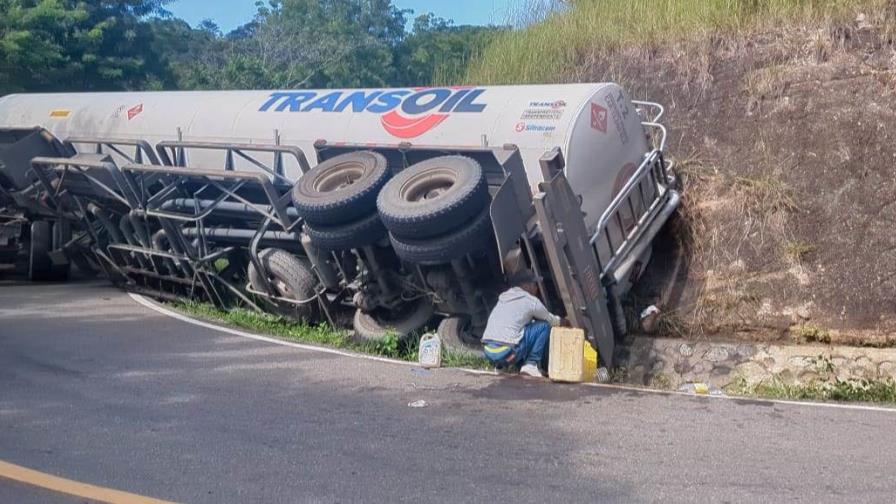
618,336,896,392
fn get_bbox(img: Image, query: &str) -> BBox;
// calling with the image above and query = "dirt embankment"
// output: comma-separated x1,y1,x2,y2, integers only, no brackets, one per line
587,10,896,345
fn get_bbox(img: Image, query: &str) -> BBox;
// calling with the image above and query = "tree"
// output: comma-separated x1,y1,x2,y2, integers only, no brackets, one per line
231,0,409,89
150,16,228,89
0,0,173,93
0,0,505,94
396,13,503,86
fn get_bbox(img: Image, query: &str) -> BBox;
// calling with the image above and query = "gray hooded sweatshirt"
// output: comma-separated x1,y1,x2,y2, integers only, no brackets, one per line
481,287,561,346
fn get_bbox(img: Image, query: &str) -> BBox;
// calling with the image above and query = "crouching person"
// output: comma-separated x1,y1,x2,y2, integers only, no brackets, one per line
481,270,562,377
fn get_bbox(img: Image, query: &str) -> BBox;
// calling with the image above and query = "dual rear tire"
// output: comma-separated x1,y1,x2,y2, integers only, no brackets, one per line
291,153,496,341
293,152,494,262
291,151,390,251
377,156,494,264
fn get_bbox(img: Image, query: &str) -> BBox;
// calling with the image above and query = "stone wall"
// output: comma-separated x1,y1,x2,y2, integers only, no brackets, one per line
618,337,896,390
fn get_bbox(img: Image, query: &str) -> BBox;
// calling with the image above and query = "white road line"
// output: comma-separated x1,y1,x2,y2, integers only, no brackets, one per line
581,382,896,414
129,293,896,415
128,293,416,368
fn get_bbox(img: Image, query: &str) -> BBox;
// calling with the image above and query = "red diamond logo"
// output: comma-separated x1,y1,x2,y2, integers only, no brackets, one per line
591,103,607,133
127,103,144,121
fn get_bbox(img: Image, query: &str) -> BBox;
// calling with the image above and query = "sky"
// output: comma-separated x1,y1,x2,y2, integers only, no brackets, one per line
166,0,515,33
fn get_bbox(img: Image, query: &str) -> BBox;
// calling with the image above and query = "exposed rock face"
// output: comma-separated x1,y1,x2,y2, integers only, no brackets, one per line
590,17,896,345
619,336,896,390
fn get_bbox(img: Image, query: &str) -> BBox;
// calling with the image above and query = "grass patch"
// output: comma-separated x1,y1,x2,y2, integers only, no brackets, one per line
465,0,883,84
649,372,673,391
213,258,229,273
732,173,800,216
728,354,896,403
783,239,816,263
858,338,896,349
791,323,832,344
170,301,493,370
728,375,896,403
743,64,790,99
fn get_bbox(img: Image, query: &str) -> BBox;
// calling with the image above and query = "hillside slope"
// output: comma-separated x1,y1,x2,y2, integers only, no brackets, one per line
470,1,896,345
635,21,895,345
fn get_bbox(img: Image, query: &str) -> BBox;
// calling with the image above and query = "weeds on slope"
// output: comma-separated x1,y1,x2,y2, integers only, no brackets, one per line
170,301,492,370
728,375,896,403
727,355,896,403
466,0,887,84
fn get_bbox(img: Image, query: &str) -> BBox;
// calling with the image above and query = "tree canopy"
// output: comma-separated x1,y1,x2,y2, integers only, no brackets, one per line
0,0,504,94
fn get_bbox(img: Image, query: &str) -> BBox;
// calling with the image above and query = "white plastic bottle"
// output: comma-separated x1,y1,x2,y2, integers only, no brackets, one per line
418,333,442,368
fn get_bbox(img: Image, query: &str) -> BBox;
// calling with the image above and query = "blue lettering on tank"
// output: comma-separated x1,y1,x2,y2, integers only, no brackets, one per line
303,92,343,112
259,92,317,112
401,89,452,115
259,88,488,115
367,90,412,113
259,92,288,112
438,89,470,113
452,88,487,113
335,90,384,112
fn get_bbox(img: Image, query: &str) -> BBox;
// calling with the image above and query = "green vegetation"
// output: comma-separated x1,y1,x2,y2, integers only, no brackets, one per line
791,324,832,344
398,13,499,87
857,338,896,349
465,0,884,84
0,0,172,92
728,355,896,403
729,375,896,403
784,240,816,264
732,173,800,216
649,372,672,391
172,301,492,370
0,0,503,94
5,0,877,93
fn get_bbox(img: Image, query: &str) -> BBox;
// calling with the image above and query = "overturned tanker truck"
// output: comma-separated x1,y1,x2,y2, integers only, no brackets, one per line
0,84,679,366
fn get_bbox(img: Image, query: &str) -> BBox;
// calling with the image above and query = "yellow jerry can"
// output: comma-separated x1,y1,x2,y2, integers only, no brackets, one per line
548,327,598,383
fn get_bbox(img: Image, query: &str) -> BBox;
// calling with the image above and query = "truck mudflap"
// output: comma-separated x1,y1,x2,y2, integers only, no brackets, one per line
532,148,617,366
488,147,534,270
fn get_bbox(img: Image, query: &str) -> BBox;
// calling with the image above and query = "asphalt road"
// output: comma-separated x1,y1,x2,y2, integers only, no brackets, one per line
1,280,896,503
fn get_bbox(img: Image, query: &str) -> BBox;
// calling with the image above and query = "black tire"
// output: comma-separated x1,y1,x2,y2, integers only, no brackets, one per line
28,221,52,281
292,151,390,226
304,212,387,251
389,207,494,265
248,248,319,321
437,316,481,355
353,299,434,342
377,156,488,239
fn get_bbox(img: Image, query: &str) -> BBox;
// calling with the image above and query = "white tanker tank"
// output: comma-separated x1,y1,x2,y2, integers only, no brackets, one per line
0,84,650,230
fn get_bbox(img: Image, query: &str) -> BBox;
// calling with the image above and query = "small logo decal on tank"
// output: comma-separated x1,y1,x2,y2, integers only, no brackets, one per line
127,104,144,121
591,103,608,133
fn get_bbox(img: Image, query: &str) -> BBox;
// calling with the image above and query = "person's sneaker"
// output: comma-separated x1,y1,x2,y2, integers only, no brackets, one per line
519,363,544,377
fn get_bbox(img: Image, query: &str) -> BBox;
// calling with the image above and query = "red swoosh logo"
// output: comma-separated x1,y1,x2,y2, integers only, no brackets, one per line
381,110,448,138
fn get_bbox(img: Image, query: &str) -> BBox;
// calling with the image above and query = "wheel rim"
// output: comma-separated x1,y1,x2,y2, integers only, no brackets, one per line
399,167,458,203
272,278,293,299
313,161,367,193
